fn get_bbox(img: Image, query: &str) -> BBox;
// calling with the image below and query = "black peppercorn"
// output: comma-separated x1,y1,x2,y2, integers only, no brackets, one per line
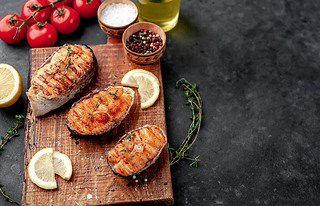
126,29,163,54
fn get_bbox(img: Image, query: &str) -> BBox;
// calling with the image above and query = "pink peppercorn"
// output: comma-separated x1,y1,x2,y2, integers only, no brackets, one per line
125,29,163,54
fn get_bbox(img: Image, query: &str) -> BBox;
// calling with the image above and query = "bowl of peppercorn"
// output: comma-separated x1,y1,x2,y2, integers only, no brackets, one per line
122,22,166,64
97,0,138,38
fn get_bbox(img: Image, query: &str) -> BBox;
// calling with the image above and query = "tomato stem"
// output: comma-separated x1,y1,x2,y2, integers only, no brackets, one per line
13,0,64,39
86,0,94,5
55,5,65,18
27,3,41,10
7,15,21,29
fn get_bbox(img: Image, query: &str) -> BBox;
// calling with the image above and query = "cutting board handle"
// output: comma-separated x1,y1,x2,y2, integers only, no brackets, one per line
107,36,122,45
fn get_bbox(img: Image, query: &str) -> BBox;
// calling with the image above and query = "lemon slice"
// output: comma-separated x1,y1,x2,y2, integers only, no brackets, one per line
28,148,73,190
120,69,153,87
121,69,160,109
28,148,57,190
0,63,22,108
53,151,73,180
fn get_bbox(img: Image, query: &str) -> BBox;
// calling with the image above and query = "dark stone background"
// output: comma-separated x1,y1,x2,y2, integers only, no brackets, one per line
1,0,320,205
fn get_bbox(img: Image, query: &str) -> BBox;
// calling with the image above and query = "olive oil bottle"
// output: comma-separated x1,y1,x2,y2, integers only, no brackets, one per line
137,0,181,32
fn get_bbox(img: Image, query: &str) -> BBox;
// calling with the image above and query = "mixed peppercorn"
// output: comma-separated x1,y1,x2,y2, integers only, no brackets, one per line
126,29,163,54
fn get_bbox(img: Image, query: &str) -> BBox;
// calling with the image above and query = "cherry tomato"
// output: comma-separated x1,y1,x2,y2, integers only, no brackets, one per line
50,6,80,34
73,0,101,18
45,0,73,8
27,23,57,48
21,0,52,26
0,14,27,44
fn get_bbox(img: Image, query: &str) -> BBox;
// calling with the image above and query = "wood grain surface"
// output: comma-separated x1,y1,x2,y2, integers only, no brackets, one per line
21,39,173,206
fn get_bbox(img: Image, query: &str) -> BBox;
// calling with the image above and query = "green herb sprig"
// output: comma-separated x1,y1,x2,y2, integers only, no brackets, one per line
107,89,118,100
122,131,135,141
0,115,24,151
59,46,73,81
169,78,202,167
0,115,24,205
121,132,135,160
0,184,19,205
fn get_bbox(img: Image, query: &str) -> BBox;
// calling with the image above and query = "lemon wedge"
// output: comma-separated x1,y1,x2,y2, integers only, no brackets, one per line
121,69,160,109
0,63,22,108
53,151,73,181
28,148,73,190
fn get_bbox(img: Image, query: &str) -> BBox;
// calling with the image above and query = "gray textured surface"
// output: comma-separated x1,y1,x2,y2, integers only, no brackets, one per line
1,0,320,205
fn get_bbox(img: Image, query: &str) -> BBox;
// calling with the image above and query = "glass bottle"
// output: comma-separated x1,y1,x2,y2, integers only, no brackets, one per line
137,0,181,32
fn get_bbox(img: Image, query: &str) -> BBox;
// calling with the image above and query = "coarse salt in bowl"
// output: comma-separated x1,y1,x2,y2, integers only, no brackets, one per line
97,0,138,38
100,3,136,27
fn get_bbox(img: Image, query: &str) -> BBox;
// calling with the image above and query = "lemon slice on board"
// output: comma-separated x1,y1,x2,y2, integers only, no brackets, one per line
0,63,22,108
53,151,73,180
28,148,57,190
121,69,160,109
120,69,154,87
28,148,73,190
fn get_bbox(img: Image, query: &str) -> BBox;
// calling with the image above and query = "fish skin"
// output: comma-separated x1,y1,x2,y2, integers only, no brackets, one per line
26,44,97,117
66,86,135,136
107,125,167,177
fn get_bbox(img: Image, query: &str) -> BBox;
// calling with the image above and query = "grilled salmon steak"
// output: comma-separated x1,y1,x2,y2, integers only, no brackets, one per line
66,86,135,136
108,125,167,176
26,44,97,117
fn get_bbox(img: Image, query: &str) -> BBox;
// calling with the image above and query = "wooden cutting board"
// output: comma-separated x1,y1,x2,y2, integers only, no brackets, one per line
21,38,173,206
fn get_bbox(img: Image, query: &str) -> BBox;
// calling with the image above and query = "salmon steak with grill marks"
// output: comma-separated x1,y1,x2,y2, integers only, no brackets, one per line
26,44,97,117
66,86,135,136
107,125,167,177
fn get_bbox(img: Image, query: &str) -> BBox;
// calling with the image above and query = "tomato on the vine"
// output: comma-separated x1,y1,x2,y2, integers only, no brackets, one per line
50,6,80,34
0,14,27,44
21,0,52,26
27,23,57,48
73,0,101,18
45,0,73,8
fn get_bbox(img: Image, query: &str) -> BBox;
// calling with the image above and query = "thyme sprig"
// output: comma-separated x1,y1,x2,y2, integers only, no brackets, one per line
121,132,135,160
59,46,73,81
0,185,19,205
122,131,135,141
120,148,131,152
86,89,119,126
0,115,24,151
9,0,64,39
0,115,24,205
108,89,118,100
169,78,202,167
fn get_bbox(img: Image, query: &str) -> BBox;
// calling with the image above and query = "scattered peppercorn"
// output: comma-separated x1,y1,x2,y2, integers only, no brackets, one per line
126,29,163,54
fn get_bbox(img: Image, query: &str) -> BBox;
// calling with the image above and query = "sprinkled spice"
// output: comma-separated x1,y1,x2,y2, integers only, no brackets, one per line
100,3,137,27
126,29,163,54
